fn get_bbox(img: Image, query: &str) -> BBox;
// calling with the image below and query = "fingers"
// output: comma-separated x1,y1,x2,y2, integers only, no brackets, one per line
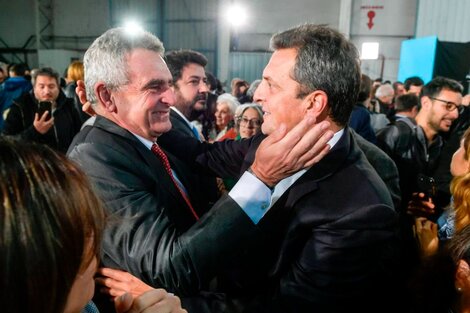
99,267,132,281
274,120,332,170
115,293,134,313
125,289,169,313
95,276,128,297
295,126,334,167
414,217,425,233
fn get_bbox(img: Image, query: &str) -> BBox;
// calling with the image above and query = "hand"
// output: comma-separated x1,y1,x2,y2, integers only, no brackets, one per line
407,192,435,217
96,268,153,298
76,80,96,116
115,289,187,313
33,112,54,134
250,114,333,187
462,94,470,107
414,217,439,257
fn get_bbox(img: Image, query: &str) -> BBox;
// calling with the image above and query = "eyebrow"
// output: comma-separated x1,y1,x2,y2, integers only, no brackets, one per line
187,75,206,81
141,79,172,91
263,76,280,88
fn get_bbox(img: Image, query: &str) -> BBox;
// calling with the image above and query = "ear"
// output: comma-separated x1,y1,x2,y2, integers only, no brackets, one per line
304,90,328,120
455,259,470,291
95,82,116,113
420,96,432,111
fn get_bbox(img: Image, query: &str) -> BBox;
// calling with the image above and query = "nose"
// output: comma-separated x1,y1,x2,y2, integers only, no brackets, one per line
450,108,459,120
199,81,209,93
253,80,265,104
161,88,176,107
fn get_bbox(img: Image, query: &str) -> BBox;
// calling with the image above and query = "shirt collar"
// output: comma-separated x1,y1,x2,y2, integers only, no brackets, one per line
132,132,154,150
328,128,344,150
171,107,193,128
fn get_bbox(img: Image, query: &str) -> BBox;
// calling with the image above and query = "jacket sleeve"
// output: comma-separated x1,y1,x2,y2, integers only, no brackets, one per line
68,141,261,295
376,125,399,157
162,129,263,178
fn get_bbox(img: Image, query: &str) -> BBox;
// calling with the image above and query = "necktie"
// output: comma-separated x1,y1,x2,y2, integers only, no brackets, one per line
151,143,199,221
191,124,201,141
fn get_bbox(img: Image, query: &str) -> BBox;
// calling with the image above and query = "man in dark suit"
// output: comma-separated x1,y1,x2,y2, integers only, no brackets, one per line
101,25,401,313
167,24,401,313
159,49,218,215
67,27,333,311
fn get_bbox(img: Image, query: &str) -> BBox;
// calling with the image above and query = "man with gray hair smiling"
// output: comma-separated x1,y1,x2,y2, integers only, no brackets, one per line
67,27,333,311
87,24,401,313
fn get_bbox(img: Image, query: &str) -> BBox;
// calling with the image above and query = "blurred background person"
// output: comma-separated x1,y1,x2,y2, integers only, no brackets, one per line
2,67,82,153
63,60,88,123
209,93,239,141
0,138,187,313
393,81,406,97
219,103,264,192
404,76,425,96
230,77,249,102
410,224,470,313
0,67,6,84
0,63,32,130
236,103,263,140
374,83,395,118
349,73,377,144
238,79,261,104
413,126,470,257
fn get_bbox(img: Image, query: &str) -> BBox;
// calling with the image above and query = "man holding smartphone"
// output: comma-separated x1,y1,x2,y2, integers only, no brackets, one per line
2,67,83,153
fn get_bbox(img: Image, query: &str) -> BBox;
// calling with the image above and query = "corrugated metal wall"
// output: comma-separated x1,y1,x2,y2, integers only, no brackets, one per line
163,0,218,74
416,0,470,42
229,52,272,87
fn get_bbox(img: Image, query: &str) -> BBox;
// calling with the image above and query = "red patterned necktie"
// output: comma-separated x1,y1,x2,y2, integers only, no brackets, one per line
151,143,199,221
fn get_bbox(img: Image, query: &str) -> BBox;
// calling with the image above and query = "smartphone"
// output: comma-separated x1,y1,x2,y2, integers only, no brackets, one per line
416,174,439,222
416,174,436,198
38,101,52,120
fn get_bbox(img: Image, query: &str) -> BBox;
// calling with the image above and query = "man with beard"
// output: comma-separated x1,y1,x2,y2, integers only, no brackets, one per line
377,76,463,282
158,49,219,214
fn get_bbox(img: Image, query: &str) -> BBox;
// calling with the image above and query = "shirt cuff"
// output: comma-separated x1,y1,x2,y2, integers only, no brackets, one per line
228,171,273,224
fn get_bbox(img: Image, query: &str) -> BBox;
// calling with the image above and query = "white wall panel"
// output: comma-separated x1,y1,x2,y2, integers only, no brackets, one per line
416,0,470,42
229,52,271,87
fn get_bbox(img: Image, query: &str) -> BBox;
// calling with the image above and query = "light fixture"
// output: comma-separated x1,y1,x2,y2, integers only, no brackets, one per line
123,20,144,35
361,42,379,60
224,3,248,28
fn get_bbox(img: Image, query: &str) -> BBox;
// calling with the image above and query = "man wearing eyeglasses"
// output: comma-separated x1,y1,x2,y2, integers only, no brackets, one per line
377,76,463,279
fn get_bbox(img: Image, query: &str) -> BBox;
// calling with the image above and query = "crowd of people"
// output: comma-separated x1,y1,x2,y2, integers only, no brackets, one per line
1,23,470,313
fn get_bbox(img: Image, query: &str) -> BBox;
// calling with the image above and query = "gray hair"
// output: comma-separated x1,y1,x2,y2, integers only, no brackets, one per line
235,103,264,130
375,84,394,98
216,93,240,115
84,27,165,105
247,79,261,98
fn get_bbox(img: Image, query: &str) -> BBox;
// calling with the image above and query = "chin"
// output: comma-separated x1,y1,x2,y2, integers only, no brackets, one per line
261,123,274,135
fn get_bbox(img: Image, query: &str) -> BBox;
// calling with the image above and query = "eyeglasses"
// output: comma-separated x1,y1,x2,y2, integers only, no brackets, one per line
238,117,261,127
430,97,460,112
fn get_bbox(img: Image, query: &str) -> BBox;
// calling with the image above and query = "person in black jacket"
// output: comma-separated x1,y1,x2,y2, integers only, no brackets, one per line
80,25,400,313
3,67,82,153
67,27,333,313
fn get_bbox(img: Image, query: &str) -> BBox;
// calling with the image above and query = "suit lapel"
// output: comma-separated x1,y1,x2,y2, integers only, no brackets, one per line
281,128,351,209
93,116,190,215
170,109,196,139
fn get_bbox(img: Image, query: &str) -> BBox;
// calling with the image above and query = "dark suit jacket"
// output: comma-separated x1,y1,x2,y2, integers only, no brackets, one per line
67,116,261,296
158,109,219,215
165,128,400,313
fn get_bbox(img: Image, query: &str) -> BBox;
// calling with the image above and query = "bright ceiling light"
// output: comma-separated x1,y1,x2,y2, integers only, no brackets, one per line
123,20,144,35
361,42,379,60
224,3,248,28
